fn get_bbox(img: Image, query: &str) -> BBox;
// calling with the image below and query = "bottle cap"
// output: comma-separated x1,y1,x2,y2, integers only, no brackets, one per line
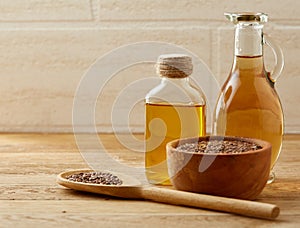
225,12,268,24
156,54,193,78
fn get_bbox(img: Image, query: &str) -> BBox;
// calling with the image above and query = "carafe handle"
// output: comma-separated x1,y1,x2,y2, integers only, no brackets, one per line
263,33,284,83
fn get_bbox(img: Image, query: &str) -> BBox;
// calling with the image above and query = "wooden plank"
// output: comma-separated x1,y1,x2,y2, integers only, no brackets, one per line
0,203,299,227
0,133,299,227
2,214,299,228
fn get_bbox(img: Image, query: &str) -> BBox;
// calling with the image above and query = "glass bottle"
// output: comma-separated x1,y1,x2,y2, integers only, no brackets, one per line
213,13,284,183
145,54,206,185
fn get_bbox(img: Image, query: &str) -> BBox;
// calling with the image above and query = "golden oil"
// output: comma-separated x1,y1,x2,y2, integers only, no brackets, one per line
214,56,283,169
145,103,206,185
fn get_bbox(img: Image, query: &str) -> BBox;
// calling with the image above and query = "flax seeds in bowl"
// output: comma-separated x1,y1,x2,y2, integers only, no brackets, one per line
166,136,272,200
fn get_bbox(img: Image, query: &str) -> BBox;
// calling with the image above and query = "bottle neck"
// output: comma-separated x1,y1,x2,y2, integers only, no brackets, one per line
234,23,263,57
161,76,189,84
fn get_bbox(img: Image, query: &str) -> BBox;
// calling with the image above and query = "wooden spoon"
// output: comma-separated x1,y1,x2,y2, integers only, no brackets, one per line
57,169,279,220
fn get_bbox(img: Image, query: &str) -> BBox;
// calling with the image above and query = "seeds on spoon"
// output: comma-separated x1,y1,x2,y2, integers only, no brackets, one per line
66,171,123,185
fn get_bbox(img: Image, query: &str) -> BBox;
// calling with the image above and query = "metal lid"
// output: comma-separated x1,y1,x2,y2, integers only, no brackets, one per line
225,12,268,24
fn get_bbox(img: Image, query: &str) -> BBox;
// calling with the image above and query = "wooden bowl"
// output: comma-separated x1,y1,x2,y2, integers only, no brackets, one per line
166,136,272,200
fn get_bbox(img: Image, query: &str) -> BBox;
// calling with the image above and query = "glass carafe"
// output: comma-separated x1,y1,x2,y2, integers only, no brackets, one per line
213,13,284,183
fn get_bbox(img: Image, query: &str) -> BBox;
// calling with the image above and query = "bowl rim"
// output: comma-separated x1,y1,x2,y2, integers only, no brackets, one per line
167,135,272,156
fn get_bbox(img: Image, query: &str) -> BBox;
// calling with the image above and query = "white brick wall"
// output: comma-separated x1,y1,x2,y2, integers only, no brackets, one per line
0,0,299,133
0,0,93,21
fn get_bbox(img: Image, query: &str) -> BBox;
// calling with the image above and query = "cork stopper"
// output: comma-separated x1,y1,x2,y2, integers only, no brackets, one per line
156,54,193,78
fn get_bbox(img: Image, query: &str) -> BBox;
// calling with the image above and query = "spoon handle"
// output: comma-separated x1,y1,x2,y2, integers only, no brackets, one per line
141,187,279,220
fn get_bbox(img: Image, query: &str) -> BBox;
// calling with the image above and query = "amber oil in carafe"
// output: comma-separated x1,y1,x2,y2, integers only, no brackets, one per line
145,54,206,185
214,55,283,168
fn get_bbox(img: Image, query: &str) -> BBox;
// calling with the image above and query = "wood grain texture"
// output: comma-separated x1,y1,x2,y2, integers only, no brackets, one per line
0,133,299,227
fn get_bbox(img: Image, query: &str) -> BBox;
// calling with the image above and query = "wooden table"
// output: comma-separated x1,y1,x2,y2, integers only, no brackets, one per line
0,134,299,227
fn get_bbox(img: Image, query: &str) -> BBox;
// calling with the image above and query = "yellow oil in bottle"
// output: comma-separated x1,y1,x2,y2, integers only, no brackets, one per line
214,56,283,168
145,103,206,185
